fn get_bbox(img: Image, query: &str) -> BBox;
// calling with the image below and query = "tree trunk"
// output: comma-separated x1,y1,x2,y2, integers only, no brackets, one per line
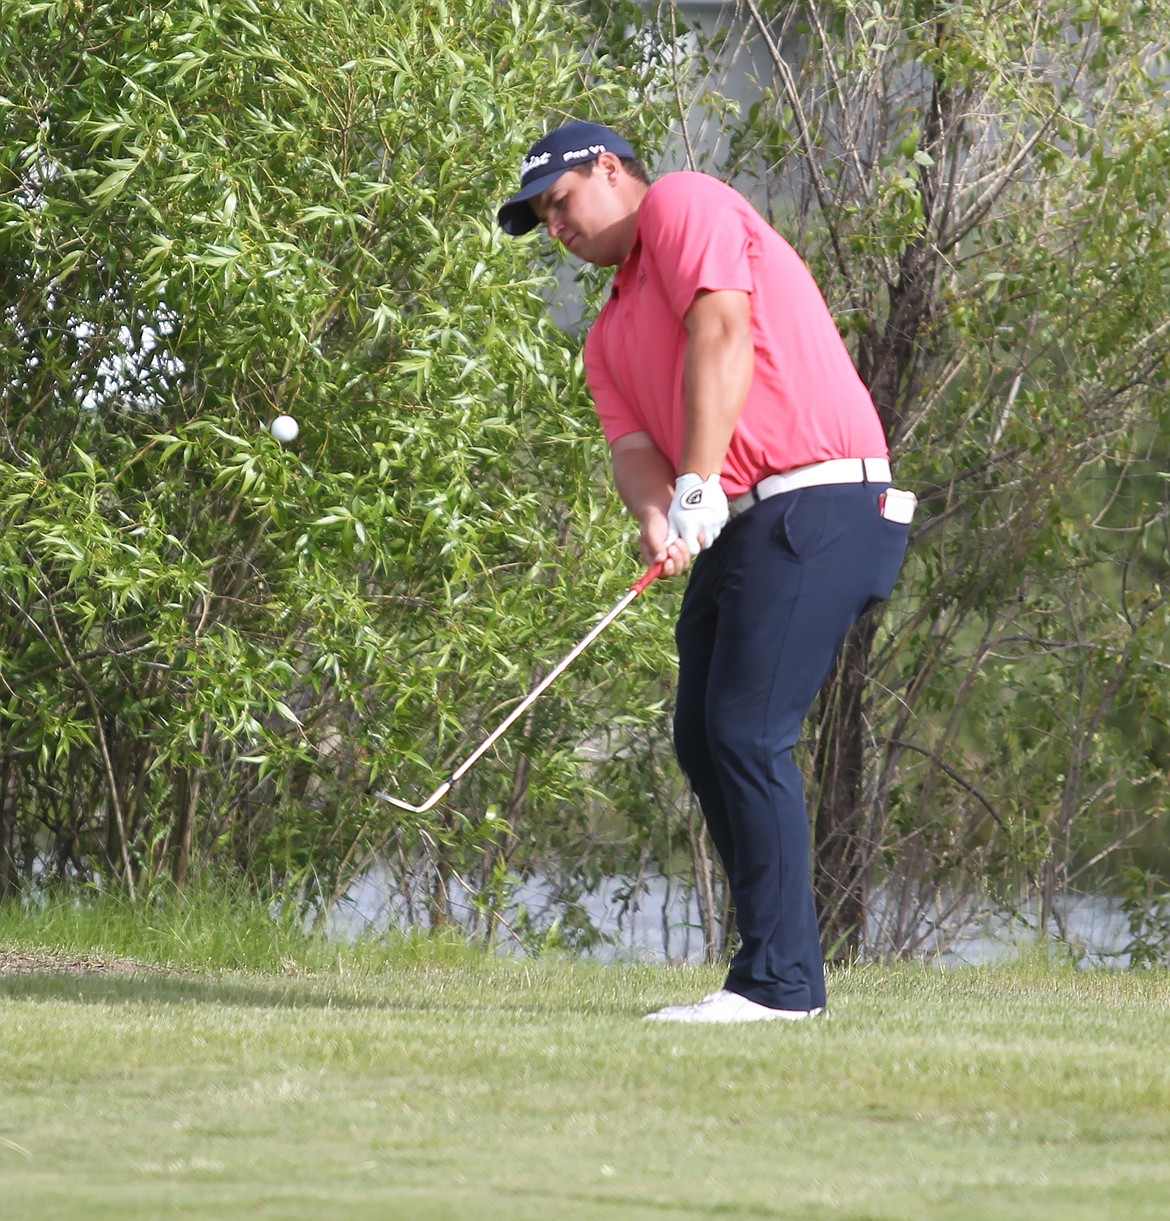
811,613,880,958
686,793,729,964
172,769,199,889
0,753,17,900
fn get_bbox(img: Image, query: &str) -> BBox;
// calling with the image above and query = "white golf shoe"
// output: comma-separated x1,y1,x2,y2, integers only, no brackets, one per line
643,988,825,1024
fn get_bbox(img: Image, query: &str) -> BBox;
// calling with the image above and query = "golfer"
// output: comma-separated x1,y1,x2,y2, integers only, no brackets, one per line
498,121,911,1023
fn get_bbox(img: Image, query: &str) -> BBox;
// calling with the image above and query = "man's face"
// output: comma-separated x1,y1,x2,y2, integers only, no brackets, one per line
531,156,634,268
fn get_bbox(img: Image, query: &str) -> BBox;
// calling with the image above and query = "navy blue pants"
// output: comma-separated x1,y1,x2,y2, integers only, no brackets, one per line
673,481,909,1011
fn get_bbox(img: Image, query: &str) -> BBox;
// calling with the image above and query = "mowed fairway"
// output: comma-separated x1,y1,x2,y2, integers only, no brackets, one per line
2,951,1169,1220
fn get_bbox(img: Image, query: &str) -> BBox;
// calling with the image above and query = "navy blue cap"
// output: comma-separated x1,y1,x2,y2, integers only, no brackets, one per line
497,121,635,236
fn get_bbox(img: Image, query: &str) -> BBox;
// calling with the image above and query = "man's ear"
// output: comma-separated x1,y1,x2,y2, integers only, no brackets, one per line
595,150,623,182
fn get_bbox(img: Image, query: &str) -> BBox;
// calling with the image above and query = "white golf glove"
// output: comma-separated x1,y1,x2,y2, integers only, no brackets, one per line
666,472,729,557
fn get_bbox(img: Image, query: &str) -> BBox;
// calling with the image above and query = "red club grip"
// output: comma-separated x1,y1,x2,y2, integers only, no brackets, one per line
630,561,665,595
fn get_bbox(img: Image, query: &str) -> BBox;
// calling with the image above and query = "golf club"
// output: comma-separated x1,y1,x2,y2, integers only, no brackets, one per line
376,562,664,815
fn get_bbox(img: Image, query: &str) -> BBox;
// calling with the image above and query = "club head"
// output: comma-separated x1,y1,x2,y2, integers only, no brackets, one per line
374,782,451,815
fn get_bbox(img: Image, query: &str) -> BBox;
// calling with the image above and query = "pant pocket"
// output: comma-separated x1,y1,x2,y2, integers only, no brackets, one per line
769,491,827,560
861,519,910,612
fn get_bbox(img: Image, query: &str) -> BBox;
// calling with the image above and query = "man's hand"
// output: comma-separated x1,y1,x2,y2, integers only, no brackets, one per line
666,472,729,557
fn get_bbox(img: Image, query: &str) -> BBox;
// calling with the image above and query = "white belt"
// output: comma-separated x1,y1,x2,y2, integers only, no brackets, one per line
730,458,891,516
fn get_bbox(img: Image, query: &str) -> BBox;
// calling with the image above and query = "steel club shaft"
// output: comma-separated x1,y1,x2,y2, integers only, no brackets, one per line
376,563,663,814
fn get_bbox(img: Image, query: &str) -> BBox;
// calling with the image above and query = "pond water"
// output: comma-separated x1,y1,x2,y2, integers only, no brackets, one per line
330,866,1140,967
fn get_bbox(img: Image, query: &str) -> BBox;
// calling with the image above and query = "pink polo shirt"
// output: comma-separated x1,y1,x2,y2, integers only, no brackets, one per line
583,172,887,498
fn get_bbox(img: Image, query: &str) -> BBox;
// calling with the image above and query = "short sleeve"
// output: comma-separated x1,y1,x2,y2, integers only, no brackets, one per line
637,174,755,321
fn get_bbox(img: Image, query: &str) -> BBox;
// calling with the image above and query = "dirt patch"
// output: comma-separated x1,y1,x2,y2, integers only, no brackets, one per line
0,948,169,977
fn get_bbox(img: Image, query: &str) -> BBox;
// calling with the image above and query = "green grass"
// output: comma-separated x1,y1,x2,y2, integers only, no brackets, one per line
2,890,1169,1219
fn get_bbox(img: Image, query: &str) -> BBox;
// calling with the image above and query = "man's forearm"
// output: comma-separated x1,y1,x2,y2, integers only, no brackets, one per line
610,434,697,572
611,436,675,524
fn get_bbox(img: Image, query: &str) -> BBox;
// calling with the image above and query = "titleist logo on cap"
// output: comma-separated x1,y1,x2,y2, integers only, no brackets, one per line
521,150,552,178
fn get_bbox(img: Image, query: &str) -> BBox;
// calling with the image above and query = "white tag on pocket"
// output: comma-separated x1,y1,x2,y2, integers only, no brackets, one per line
879,488,917,525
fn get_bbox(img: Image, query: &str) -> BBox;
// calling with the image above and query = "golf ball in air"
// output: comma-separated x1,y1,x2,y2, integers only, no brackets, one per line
270,414,299,443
